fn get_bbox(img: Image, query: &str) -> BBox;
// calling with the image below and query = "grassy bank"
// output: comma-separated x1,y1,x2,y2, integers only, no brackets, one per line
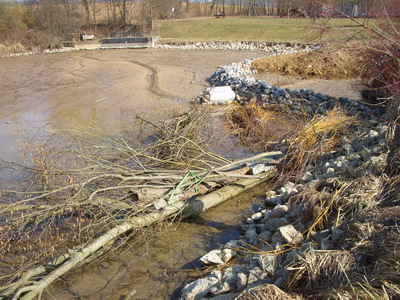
155,17,368,43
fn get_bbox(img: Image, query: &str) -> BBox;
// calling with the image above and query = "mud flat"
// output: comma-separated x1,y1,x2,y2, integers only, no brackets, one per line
0,48,267,163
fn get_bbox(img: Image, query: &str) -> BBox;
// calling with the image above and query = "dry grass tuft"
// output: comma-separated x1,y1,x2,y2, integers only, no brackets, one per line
225,103,300,151
281,108,359,178
287,250,355,290
251,45,364,80
236,284,303,300
0,43,26,55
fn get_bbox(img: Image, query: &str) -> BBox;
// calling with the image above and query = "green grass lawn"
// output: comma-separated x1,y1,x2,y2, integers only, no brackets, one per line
154,17,368,43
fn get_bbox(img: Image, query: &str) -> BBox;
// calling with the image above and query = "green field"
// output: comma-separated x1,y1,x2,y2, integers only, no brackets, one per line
155,17,368,43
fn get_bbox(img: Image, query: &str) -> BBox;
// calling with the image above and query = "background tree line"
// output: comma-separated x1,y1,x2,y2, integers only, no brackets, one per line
0,0,397,52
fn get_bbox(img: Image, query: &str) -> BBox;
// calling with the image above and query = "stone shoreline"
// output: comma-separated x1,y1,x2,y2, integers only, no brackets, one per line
195,56,383,119
179,56,388,299
154,41,321,54
1,41,320,58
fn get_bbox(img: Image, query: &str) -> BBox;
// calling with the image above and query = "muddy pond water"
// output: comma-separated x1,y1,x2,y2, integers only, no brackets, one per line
0,48,269,299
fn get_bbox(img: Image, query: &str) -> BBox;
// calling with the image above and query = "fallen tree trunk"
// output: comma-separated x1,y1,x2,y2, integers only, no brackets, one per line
5,156,278,300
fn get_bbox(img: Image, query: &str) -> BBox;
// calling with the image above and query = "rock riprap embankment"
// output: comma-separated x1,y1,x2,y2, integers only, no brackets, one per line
155,41,320,53
179,119,388,300
195,57,383,119
1,47,77,58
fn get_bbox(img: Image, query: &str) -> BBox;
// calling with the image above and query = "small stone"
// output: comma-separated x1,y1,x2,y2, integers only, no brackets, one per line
236,272,248,290
221,248,236,263
179,276,219,300
257,254,276,274
273,277,285,287
210,282,231,295
258,230,271,242
200,250,224,265
321,242,333,250
326,167,335,174
245,229,258,244
247,268,270,285
246,218,255,224
265,196,282,206
368,129,379,138
265,218,287,231
283,250,298,264
277,225,303,244
269,205,289,218
251,212,263,221
210,270,223,281
256,223,267,233
301,171,313,183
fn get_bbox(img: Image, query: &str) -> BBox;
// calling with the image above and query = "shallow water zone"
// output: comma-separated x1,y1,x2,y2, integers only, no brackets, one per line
0,48,270,298
49,183,269,300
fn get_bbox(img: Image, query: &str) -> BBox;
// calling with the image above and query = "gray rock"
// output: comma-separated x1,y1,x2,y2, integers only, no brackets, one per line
318,229,332,241
236,272,248,290
265,218,287,231
244,229,258,244
246,217,255,224
273,277,285,287
277,225,303,244
200,250,224,265
210,282,232,295
256,223,267,233
283,250,298,264
269,205,289,218
265,196,283,206
271,231,282,243
180,276,219,299
251,212,263,221
247,268,270,286
239,224,255,234
258,230,271,242
301,171,314,183
257,254,276,274
221,248,237,263
210,270,223,281
327,167,335,174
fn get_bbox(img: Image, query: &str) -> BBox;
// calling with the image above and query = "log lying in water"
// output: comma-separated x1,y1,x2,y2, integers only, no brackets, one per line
4,152,280,300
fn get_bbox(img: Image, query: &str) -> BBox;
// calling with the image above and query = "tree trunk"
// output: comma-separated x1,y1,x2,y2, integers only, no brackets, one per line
82,0,90,24
122,0,126,25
